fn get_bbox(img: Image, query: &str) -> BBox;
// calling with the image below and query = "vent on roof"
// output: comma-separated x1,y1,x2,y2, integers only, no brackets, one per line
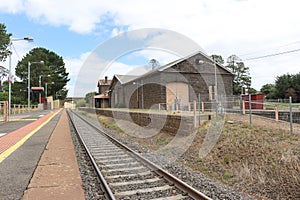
195,59,204,65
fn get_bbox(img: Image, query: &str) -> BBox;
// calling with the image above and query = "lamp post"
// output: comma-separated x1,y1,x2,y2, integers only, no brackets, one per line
133,80,144,109
39,74,42,104
198,59,218,101
45,80,53,99
8,37,33,115
28,61,44,111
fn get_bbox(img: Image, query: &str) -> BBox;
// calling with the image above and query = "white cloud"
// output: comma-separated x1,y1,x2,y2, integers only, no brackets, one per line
0,40,33,80
1,0,300,92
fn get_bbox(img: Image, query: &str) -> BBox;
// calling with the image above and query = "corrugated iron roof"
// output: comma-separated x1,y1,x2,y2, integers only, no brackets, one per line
94,94,109,99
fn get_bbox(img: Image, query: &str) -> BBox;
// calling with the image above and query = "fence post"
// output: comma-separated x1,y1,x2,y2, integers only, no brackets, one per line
289,96,293,136
201,102,204,113
193,100,197,128
275,104,279,122
240,95,242,114
242,100,246,115
4,101,8,122
249,94,252,126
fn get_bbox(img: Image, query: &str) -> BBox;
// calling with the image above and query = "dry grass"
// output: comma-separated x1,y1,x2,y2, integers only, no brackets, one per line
180,114,300,200
97,114,300,200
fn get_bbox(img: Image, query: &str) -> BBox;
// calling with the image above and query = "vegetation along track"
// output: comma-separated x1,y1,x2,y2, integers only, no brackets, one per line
67,109,211,200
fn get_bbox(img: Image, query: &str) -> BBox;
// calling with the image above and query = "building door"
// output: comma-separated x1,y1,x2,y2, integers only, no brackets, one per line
166,82,189,110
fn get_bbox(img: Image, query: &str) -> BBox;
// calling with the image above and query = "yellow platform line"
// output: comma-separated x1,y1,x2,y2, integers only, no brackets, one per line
0,109,62,163
9,118,38,121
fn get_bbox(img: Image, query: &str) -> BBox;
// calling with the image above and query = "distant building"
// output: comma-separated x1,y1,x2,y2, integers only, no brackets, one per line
95,76,111,108
108,51,233,110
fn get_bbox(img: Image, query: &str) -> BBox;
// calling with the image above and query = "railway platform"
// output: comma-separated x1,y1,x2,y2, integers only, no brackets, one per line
0,109,85,200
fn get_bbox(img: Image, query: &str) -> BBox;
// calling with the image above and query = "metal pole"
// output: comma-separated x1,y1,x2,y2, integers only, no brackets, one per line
198,93,201,126
141,80,144,109
28,62,31,111
214,62,218,102
249,94,252,126
193,100,197,128
8,41,12,117
39,75,41,104
289,96,293,136
45,83,48,98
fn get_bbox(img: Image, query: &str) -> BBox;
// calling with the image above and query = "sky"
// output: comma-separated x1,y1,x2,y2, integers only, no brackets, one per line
0,0,300,97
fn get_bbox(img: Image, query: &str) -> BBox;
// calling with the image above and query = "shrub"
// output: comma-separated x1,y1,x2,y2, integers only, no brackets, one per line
76,99,86,108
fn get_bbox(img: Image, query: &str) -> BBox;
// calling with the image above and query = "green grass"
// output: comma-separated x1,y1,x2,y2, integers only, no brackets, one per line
263,102,300,110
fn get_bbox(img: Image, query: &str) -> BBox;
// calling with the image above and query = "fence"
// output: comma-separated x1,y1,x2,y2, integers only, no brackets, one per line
0,101,8,122
158,95,300,135
0,101,39,122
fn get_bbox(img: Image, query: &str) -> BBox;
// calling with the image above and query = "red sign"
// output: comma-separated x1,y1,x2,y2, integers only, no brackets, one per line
31,87,44,91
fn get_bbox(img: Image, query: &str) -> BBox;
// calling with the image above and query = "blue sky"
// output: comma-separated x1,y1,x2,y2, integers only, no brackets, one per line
1,0,300,96
0,13,105,57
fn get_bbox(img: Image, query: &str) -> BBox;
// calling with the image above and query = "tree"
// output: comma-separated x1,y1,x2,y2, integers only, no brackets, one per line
226,55,251,95
210,54,224,65
149,58,160,70
0,65,8,91
274,73,300,102
15,47,69,102
274,74,293,99
85,91,97,103
260,83,277,99
0,23,12,62
292,73,300,102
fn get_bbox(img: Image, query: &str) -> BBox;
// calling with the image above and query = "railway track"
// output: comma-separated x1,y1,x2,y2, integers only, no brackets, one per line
67,109,212,200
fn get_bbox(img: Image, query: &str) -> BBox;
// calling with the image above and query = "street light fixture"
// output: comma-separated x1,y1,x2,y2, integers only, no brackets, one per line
8,37,33,116
28,60,44,111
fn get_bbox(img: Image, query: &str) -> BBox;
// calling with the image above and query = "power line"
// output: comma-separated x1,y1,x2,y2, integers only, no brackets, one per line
11,43,21,60
239,40,300,57
243,48,300,61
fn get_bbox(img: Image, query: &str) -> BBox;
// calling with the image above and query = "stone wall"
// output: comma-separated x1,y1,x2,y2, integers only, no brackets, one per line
79,108,196,135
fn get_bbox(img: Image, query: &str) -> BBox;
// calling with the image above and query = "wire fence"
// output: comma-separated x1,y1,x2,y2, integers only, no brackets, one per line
158,95,300,135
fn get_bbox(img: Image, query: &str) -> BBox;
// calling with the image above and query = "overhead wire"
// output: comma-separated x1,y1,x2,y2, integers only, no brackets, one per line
243,48,300,61
11,43,21,60
239,40,300,57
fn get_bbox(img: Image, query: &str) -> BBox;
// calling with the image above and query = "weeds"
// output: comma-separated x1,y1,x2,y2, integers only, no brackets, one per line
223,171,233,179
223,154,231,164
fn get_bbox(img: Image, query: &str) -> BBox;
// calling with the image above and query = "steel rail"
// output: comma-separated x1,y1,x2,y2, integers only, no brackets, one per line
69,109,212,200
66,109,115,200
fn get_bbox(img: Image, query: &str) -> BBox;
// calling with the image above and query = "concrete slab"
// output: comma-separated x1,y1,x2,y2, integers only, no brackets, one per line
22,109,85,200
22,184,84,200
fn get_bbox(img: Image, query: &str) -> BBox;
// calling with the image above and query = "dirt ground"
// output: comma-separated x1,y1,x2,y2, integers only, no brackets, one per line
98,113,300,200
